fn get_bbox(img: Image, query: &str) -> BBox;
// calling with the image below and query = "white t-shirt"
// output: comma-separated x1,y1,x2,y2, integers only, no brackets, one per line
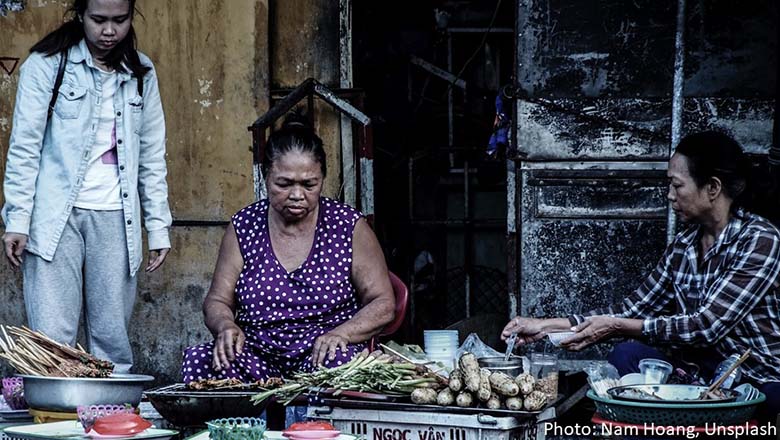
75,70,122,210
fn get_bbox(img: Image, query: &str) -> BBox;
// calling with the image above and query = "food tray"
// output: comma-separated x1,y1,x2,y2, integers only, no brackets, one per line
0,409,33,422
3,420,177,439
587,390,764,426
311,396,550,419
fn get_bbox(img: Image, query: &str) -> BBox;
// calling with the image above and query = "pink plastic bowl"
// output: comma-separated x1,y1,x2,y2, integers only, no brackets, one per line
77,404,136,432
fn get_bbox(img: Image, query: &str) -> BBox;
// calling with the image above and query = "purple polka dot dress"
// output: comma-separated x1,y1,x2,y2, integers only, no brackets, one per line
181,197,366,382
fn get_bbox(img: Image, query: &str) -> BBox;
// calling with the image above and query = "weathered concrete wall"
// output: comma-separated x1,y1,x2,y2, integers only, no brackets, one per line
514,0,776,365
518,97,775,160
270,0,343,198
134,0,263,220
519,167,668,362
0,0,270,384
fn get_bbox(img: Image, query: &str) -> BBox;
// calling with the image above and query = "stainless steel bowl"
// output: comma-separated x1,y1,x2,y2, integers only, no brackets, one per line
20,374,154,411
477,356,524,377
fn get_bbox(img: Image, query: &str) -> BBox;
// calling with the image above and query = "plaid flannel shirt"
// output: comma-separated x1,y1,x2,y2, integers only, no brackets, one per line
573,210,780,383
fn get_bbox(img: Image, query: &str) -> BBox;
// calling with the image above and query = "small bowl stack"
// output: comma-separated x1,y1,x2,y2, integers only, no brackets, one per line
1,377,27,410
423,330,459,369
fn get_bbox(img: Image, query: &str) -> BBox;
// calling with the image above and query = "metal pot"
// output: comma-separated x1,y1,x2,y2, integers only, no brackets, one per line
477,356,524,377
20,374,154,412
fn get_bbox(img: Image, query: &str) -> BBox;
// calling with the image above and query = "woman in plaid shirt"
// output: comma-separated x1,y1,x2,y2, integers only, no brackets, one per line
503,131,780,422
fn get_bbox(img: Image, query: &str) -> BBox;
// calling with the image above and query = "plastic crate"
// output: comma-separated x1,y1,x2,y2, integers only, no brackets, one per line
308,406,553,440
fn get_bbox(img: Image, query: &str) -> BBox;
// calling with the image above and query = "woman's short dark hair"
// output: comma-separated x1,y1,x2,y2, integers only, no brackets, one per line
29,0,150,79
675,131,750,207
262,112,327,178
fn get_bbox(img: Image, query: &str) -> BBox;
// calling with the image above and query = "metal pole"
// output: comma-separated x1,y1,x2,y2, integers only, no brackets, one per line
667,0,686,244
252,128,268,201
464,159,471,318
447,31,455,168
408,158,414,220
339,0,356,206
510,0,527,320
771,17,780,168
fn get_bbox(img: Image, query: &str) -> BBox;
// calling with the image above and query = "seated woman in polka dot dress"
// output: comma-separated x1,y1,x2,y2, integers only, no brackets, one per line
181,114,396,382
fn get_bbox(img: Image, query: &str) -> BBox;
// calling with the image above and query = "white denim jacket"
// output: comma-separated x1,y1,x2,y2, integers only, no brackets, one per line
2,39,171,276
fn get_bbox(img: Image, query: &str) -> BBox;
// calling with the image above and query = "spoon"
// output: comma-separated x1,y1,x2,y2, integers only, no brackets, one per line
504,333,517,361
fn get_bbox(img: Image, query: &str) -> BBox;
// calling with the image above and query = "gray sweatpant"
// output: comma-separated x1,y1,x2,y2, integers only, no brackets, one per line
23,208,137,373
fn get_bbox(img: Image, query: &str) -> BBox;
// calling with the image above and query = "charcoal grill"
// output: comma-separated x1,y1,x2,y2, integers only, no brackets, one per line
144,383,269,427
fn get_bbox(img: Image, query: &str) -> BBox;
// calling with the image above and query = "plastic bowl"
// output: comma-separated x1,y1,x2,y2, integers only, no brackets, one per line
424,342,457,348
423,331,458,342
638,358,672,384
77,404,136,432
206,417,266,440
425,347,458,356
619,373,645,386
1,377,27,410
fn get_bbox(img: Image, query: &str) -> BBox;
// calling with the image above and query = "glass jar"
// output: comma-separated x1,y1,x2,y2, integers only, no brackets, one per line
531,353,558,402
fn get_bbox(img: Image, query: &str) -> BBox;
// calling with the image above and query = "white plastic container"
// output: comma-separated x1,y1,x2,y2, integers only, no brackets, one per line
638,358,672,384
424,330,458,370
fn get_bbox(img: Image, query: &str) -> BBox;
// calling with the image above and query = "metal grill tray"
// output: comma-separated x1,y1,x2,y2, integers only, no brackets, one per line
143,383,268,427
310,396,546,419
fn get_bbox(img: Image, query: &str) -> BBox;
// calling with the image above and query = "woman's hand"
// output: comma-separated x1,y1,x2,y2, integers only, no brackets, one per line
146,248,170,272
501,317,548,345
560,316,621,351
2,232,27,268
212,322,246,371
311,331,350,367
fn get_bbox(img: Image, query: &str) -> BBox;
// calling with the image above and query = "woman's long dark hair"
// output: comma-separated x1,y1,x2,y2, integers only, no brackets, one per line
675,130,774,215
29,0,150,79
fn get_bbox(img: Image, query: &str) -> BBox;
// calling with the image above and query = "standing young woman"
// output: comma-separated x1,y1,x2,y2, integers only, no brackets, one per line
1,0,172,373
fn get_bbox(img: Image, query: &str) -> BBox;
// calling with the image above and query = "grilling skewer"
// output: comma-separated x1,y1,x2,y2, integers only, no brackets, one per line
0,325,113,377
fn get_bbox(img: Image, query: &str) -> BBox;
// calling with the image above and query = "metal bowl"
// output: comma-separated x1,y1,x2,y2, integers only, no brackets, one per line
477,356,524,377
20,374,154,411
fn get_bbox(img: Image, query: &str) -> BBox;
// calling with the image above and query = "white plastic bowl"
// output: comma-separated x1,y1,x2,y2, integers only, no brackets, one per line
619,373,645,386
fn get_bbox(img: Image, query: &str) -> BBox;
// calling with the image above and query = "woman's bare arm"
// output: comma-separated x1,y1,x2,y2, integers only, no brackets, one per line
203,224,245,370
311,219,395,365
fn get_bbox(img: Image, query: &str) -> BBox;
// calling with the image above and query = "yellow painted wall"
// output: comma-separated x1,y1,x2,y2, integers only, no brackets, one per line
271,0,344,199
0,0,346,383
135,0,265,219
0,0,270,383
0,0,266,219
